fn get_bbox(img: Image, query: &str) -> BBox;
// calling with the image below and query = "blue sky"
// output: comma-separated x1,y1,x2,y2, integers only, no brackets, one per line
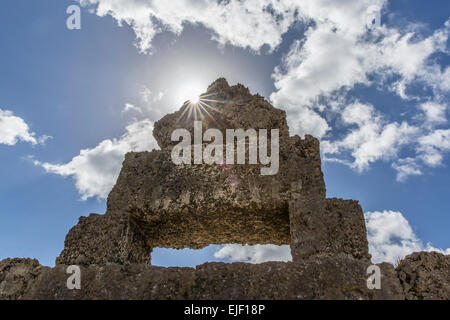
0,0,449,267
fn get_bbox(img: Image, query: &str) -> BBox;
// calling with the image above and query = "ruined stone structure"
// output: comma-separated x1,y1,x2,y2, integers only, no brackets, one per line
0,79,448,300
56,78,368,266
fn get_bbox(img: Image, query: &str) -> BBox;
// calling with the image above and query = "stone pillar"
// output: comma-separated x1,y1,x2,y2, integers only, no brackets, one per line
56,213,153,266
289,197,370,262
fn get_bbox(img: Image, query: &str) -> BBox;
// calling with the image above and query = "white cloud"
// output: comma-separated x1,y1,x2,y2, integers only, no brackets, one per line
385,128,450,181
34,119,158,200
122,103,142,114
392,158,423,182
284,102,330,139
417,129,450,167
324,101,450,180
214,244,292,263
271,9,449,111
270,1,387,138
0,108,49,146
77,0,301,54
365,210,450,264
266,2,450,177
76,1,450,180
419,102,447,127
323,102,419,171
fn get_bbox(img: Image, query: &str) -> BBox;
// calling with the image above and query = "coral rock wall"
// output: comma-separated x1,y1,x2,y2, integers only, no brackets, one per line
1,79,448,300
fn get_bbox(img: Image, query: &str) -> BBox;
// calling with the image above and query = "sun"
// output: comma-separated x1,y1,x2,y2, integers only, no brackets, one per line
175,82,224,123
176,81,206,106
189,93,201,105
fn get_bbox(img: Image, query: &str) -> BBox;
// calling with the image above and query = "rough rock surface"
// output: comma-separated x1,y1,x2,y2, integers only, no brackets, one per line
1,257,404,300
397,251,450,300
2,253,448,300
289,198,370,262
56,213,152,266
0,258,49,300
61,78,328,263
1,78,448,300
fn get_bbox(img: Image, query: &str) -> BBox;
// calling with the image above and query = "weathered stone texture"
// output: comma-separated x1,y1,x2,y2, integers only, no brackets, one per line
397,251,450,300
4,254,448,300
0,258,49,300
1,78,448,300
0,257,404,300
62,77,326,262
289,198,370,262
56,213,152,266
153,78,291,150
107,149,293,249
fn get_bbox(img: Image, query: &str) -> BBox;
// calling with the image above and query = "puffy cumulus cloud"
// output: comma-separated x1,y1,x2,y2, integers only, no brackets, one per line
417,129,450,167
380,25,450,96
323,101,450,180
214,244,292,263
419,102,447,127
391,158,422,182
270,0,386,137
213,210,450,266
286,103,330,139
77,0,450,180
387,127,450,181
323,102,419,171
267,1,450,178
365,210,450,264
77,0,301,53
0,108,50,146
34,119,158,200
271,2,449,115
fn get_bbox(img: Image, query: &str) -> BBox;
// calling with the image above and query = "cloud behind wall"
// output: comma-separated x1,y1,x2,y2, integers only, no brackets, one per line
365,210,450,264
77,0,450,182
212,210,450,265
34,119,158,200
24,1,449,265
214,244,292,264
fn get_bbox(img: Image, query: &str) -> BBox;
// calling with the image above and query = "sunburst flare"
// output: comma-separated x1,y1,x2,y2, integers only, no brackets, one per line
177,92,224,123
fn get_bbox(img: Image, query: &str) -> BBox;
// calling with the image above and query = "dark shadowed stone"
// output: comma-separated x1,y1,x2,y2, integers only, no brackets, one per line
1,257,404,300
56,213,152,266
397,251,450,300
0,258,49,300
289,197,370,262
153,78,291,150
101,78,326,253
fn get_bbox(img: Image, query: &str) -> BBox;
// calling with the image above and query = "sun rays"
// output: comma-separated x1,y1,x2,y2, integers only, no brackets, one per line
177,91,224,123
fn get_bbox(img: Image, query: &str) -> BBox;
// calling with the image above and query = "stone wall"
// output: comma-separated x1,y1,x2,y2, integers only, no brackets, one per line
289,198,370,262
56,213,152,265
59,78,329,265
1,78,448,300
1,256,405,300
